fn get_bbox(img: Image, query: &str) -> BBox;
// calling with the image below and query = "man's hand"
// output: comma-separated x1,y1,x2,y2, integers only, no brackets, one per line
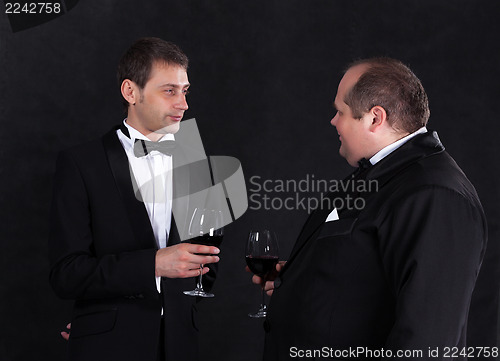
155,243,220,278
247,261,286,296
61,323,71,341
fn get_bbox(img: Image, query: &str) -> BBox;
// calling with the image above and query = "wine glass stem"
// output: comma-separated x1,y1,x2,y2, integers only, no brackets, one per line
197,265,204,289
260,286,267,311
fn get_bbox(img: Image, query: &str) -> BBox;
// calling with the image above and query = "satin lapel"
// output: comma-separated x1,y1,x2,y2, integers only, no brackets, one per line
280,192,337,276
102,128,157,249
168,215,182,245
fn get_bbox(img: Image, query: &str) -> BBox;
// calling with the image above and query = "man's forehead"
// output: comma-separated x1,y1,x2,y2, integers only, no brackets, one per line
336,63,369,102
153,60,187,71
149,62,189,85
342,63,368,86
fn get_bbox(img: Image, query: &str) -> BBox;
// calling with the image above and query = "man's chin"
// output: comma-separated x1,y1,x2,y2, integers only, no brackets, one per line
339,149,358,167
155,122,181,135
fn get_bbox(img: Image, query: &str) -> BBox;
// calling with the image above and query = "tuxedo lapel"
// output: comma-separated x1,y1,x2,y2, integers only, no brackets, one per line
102,128,157,250
168,215,182,245
282,165,371,275
281,193,337,276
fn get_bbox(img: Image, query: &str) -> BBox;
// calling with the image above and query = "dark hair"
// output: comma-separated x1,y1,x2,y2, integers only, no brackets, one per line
344,57,430,133
117,37,189,110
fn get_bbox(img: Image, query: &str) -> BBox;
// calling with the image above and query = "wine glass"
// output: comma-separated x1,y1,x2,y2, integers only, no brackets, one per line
245,230,279,318
183,208,224,298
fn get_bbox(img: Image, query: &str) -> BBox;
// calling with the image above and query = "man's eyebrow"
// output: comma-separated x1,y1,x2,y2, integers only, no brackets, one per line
158,83,190,88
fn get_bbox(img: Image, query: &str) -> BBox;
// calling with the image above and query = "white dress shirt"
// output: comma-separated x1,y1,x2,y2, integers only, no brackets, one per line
369,127,427,165
116,120,175,295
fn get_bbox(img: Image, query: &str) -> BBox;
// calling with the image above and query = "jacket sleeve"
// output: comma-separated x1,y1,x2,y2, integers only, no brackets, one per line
378,186,487,353
48,150,158,300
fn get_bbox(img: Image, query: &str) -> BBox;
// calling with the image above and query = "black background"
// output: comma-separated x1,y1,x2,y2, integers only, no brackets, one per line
1,1,499,360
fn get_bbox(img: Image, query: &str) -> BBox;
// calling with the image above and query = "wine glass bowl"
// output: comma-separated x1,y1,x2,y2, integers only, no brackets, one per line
183,208,223,298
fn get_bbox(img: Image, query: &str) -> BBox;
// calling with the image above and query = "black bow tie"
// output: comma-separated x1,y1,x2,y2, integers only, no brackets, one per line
358,158,372,170
351,158,372,178
133,139,177,157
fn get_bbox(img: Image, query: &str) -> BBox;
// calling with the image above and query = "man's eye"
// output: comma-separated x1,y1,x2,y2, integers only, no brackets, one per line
165,89,174,95
183,89,190,95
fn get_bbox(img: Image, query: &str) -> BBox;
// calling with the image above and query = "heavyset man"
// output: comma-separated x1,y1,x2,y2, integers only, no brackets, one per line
257,58,487,360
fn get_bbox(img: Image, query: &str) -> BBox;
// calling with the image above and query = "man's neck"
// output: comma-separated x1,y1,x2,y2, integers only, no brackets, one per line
125,119,163,142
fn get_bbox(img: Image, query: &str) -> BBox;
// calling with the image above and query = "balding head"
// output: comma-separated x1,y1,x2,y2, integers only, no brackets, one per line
344,58,430,134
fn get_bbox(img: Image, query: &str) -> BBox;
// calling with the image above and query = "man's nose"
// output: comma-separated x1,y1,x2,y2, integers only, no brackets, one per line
176,95,188,111
331,112,338,126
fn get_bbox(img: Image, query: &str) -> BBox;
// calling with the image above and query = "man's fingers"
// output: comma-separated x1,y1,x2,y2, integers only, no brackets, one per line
264,280,275,296
247,261,286,297
185,266,210,277
61,322,71,341
188,244,220,256
276,261,286,271
189,254,220,265
252,274,263,285
264,280,275,292
155,244,220,278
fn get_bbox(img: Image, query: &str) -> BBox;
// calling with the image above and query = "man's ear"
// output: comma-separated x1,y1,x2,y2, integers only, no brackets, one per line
121,79,139,106
368,106,387,132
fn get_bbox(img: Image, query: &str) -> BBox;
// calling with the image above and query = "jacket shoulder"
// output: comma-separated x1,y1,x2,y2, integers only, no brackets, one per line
384,151,483,210
57,128,118,163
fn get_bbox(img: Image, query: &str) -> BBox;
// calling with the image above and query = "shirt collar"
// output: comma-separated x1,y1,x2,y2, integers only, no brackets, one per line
118,119,175,150
369,127,428,165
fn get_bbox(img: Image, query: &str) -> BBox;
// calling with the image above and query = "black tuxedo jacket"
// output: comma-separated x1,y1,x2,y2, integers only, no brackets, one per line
49,126,213,361
264,131,488,360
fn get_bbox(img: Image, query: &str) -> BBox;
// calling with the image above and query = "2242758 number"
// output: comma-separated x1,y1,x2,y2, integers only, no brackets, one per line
5,3,61,14
443,347,499,358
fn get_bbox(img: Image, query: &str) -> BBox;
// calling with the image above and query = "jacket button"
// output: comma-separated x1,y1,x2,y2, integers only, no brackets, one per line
274,277,282,289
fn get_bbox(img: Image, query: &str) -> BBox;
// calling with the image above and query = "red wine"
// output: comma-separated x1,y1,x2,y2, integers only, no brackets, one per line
190,234,223,248
189,234,223,255
246,255,279,278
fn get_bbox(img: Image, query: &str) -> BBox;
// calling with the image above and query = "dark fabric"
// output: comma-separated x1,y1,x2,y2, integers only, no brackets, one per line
264,131,488,360
157,317,165,361
48,126,205,361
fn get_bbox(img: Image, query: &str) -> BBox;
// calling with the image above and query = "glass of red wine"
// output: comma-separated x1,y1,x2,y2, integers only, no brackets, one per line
245,230,279,318
183,208,223,298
